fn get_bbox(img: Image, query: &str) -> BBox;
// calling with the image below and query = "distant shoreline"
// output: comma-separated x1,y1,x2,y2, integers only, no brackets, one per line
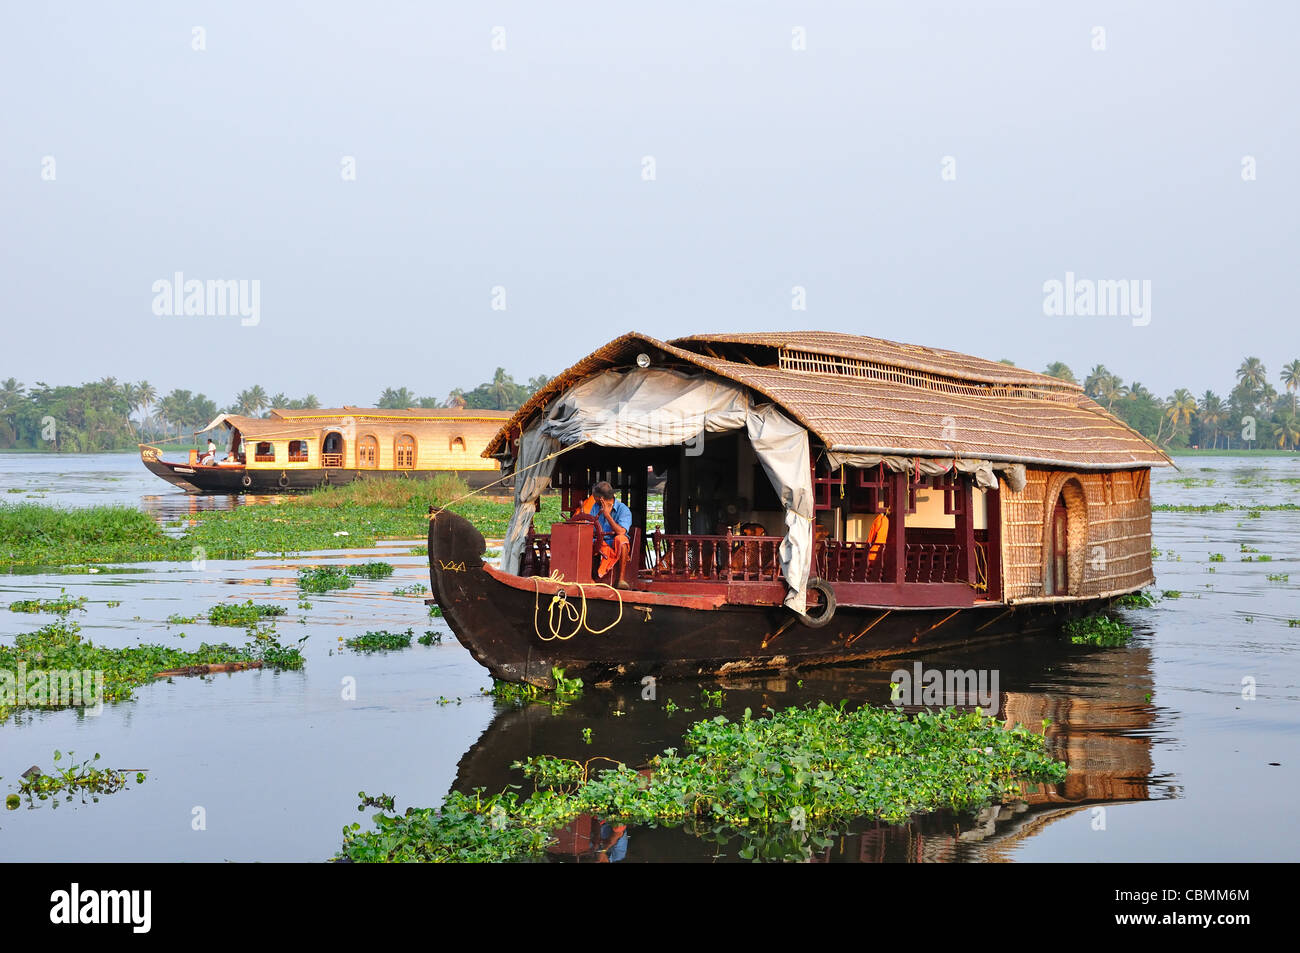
1170,449,1299,457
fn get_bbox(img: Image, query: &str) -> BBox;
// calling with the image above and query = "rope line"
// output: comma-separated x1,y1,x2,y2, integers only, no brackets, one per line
530,571,625,641
430,439,591,517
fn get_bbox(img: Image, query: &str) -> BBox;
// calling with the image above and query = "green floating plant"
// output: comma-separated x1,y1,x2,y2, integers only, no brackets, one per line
335,703,1068,863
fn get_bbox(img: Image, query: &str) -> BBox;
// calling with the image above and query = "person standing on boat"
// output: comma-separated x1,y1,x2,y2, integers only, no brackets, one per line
592,481,633,590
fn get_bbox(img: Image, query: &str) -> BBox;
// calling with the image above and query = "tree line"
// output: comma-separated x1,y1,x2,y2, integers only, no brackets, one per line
1039,357,1300,450
5,358,1295,453
376,368,551,411
0,368,551,451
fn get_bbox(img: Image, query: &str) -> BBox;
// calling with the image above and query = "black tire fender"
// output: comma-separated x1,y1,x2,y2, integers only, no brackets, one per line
278,472,289,488
797,578,837,628
241,474,252,488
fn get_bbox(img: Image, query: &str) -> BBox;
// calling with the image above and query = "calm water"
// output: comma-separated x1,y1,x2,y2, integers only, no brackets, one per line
0,452,1297,861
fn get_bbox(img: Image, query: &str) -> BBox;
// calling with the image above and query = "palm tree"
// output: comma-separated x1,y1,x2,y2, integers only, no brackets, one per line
0,378,24,413
1277,414,1300,451
445,387,467,409
248,385,269,416
1237,356,1267,393
1043,361,1077,384
1282,360,1300,417
489,368,514,410
136,380,157,438
300,394,320,409
1199,391,1226,449
1165,388,1197,444
157,393,182,439
235,386,269,417
1084,365,1110,397
119,382,140,439
1085,366,1125,410
268,393,289,410
378,387,415,409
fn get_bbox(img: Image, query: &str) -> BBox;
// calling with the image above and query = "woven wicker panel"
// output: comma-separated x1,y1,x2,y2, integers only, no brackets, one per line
1001,468,1154,601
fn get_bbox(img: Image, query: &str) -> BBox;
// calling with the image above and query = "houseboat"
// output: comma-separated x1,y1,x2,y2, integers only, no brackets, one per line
140,407,511,493
427,331,1172,687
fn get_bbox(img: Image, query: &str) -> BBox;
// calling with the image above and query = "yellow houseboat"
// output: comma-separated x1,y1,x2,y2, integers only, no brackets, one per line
140,407,512,493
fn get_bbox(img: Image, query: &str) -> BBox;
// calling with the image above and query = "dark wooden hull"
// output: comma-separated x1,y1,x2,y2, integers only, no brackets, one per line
428,510,1110,688
142,455,503,494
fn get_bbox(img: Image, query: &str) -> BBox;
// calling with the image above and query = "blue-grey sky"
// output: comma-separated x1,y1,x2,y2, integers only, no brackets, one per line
2,1,1296,407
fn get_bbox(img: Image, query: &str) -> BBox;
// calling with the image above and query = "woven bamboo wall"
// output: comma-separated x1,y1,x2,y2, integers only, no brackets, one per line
1000,467,1154,602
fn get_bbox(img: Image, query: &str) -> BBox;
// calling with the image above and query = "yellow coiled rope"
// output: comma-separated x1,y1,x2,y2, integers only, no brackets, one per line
972,542,989,593
531,571,624,641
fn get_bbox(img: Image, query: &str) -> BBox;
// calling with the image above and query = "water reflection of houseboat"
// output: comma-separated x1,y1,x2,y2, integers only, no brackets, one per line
429,331,1172,686
140,407,510,493
451,644,1172,863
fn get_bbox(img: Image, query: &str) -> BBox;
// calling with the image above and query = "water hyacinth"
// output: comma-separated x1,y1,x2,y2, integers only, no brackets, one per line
336,702,1068,863
0,618,305,723
344,629,414,652
207,600,288,626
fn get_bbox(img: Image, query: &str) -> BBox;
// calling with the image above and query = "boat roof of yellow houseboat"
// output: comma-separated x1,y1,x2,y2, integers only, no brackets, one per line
197,407,513,441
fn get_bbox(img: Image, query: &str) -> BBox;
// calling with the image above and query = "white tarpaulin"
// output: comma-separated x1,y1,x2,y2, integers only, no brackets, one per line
502,367,814,612
822,452,1028,493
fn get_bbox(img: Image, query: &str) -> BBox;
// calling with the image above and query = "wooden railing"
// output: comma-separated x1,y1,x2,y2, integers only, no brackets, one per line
521,532,552,578
254,453,275,463
904,543,962,584
646,531,783,583
817,540,890,583
321,453,343,467
817,541,965,584
521,530,969,587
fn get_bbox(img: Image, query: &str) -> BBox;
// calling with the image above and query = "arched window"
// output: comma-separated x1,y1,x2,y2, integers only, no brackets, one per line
450,435,466,453
395,434,416,469
288,440,308,462
254,442,275,462
321,431,345,468
358,435,378,468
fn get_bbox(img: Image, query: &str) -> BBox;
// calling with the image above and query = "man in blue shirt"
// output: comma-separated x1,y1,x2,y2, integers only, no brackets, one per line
591,481,633,589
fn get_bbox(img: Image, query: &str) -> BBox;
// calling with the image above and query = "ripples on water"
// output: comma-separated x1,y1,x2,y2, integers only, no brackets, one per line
0,453,1296,861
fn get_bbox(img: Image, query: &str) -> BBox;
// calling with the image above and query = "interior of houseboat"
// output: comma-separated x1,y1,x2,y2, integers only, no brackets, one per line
521,431,1000,609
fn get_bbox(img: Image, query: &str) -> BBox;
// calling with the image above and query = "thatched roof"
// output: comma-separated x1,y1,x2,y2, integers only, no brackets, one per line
484,332,1173,470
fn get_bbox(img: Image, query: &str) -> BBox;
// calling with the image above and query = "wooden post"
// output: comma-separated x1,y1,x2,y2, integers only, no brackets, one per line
890,470,907,585
985,485,1002,599
665,448,683,535
957,476,975,584
632,460,648,532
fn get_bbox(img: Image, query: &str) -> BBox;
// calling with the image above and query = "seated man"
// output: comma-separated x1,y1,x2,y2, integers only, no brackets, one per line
590,481,633,590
